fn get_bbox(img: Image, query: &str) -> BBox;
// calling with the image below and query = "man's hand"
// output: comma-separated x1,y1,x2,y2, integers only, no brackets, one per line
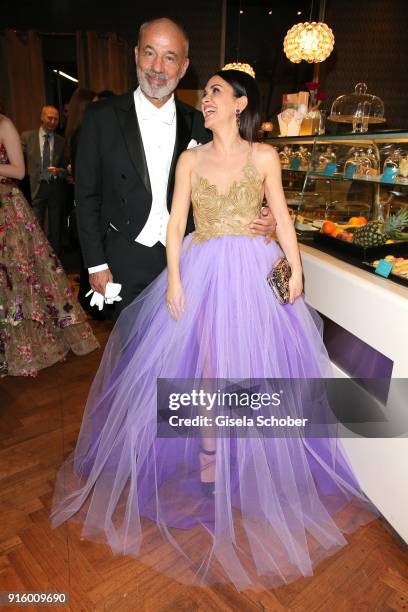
89,269,113,296
48,166,64,176
250,206,277,244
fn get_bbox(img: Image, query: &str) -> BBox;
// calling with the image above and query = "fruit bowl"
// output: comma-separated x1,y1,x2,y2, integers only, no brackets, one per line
314,231,408,260
315,212,408,259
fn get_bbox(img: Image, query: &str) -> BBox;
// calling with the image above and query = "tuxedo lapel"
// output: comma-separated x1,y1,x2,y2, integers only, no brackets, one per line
32,131,41,169
172,102,193,172
167,102,194,207
115,93,151,196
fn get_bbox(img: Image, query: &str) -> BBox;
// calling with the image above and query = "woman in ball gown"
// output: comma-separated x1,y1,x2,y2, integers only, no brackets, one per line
51,71,377,591
0,112,99,377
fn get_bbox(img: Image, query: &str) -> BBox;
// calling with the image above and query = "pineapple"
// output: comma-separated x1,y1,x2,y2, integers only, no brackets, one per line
352,208,408,247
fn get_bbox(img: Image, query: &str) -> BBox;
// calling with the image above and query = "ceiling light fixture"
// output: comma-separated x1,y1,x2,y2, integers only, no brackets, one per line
223,1,255,78
284,1,334,64
53,69,79,83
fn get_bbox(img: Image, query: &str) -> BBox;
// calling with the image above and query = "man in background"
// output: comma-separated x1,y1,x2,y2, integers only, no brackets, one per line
21,106,67,256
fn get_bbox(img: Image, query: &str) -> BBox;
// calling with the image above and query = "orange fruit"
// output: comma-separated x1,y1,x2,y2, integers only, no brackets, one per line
357,216,367,225
348,216,360,225
322,220,336,235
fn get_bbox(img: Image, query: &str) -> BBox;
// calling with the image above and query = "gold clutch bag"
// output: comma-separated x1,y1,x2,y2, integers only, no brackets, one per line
267,257,291,304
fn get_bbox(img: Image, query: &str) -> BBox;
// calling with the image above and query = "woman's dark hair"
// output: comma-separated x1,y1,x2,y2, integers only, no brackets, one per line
214,69,260,142
65,88,96,160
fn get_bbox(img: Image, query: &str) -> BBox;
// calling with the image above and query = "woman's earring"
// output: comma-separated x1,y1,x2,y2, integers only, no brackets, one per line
236,108,241,128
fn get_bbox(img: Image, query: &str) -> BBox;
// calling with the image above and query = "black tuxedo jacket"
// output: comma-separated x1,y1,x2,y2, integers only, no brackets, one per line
75,91,211,269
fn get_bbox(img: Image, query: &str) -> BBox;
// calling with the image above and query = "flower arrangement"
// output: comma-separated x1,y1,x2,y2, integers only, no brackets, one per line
305,81,327,110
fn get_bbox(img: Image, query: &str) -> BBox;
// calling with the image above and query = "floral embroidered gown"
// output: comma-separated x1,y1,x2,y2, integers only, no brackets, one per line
0,143,99,376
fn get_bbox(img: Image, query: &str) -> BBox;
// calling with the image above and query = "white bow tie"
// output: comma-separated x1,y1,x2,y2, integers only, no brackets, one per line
139,105,175,125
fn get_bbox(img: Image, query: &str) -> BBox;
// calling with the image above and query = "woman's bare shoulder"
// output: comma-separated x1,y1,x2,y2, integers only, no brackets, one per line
176,146,201,176
0,114,13,133
178,147,197,166
0,115,20,146
252,141,279,160
252,142,280,172
179,142,212,168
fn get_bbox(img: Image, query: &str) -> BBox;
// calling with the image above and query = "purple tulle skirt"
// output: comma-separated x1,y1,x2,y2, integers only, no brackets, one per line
51,235,377,591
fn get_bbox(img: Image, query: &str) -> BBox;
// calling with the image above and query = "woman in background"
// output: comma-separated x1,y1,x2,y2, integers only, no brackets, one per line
0,112,99,377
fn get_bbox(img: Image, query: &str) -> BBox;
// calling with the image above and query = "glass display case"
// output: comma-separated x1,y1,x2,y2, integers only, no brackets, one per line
267,131,408,286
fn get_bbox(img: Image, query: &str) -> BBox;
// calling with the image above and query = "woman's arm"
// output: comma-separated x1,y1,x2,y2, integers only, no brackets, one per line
166,149,195,318
258,144,303,303
0,116,25,180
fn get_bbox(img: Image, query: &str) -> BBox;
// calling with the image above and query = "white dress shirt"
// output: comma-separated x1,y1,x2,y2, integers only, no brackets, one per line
89,87,176,274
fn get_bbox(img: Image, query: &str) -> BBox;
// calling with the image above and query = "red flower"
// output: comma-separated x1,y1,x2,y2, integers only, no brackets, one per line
305,81,319,91
317,91,328,101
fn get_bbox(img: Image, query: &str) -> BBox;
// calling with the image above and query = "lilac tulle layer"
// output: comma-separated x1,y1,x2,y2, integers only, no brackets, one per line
51,235,377,591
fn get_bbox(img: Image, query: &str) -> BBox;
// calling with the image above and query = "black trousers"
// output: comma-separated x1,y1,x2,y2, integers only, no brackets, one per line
32,180,66,256
104,227,167,318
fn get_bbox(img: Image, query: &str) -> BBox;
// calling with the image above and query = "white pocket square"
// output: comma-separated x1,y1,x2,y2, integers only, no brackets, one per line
187,139,201,149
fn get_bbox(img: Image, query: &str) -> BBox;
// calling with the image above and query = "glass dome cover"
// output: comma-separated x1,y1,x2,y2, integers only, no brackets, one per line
329,83,385,130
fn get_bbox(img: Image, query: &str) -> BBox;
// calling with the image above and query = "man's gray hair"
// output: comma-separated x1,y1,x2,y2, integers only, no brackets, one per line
138,17,189,56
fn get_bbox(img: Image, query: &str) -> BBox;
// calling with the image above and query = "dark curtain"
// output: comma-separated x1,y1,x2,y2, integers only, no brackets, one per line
76,31,131,94
0,29,45,131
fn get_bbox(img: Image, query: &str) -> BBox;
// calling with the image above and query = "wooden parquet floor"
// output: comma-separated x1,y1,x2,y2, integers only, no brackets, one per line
0,319,407,611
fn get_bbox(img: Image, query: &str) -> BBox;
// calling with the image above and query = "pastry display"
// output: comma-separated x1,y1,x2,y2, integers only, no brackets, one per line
398,156,408,183
273,132,408,287
294,214,320,231
371,256,408,280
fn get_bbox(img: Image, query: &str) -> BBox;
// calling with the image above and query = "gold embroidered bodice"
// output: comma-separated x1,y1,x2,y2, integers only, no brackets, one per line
191,156,263,243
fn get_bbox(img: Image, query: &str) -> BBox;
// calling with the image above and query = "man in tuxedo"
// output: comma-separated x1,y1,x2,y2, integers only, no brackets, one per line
76,17,273,315
21,106,67,256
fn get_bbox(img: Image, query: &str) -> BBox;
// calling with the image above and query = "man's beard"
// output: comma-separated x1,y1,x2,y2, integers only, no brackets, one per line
137,69,176,100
